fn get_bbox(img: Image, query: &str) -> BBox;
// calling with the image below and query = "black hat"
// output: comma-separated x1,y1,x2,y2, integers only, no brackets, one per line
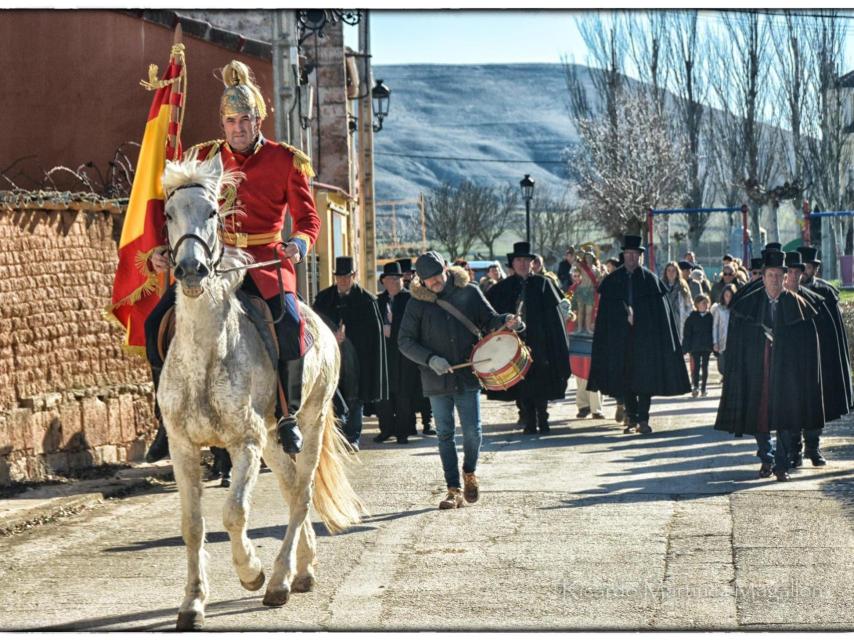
506,241,536,266
797,246,821,265
379,261,403,281
678,260,693,271
750,257,764,270
764,242,782,252
415,250,446,280
763,250,785,269
723,253,734,261
333,256,355,276
398,257,414,273
621,235,645,253
785,251,805,271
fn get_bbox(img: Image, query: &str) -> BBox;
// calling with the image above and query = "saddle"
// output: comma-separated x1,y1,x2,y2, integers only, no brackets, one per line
157,293,281,368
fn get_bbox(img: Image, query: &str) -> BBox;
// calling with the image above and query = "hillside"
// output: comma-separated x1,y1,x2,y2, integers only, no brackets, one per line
372,63,578,201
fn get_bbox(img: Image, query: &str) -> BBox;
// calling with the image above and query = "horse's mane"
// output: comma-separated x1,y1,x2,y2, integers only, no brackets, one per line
162,151,244,219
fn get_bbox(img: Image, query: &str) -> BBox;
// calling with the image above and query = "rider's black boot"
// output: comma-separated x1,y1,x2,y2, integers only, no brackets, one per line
145,366,170,463
276,358,305,455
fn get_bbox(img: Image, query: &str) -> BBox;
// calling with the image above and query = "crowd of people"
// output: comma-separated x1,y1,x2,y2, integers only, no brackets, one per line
139,58,850,506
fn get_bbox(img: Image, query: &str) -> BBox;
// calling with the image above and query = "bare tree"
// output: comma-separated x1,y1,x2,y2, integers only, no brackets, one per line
525,187,579,261
424,180,481,260
571,93,688,241
715,11,781,242
666,10,716,249
474,183,519,259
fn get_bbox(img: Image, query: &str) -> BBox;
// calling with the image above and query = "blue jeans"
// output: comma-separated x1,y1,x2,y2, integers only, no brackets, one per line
343,399,364,445
430,389,482,489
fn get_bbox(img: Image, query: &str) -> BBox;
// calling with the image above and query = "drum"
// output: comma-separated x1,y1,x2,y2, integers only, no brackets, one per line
470,330,532,391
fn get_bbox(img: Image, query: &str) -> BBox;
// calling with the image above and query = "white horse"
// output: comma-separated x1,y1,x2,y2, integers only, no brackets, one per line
158,153,366,630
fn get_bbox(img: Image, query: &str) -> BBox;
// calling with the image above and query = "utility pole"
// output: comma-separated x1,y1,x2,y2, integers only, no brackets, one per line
357,12,378,293
271,10,313,297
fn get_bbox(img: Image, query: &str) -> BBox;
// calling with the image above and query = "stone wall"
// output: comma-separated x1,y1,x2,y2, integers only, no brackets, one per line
0,198,154,485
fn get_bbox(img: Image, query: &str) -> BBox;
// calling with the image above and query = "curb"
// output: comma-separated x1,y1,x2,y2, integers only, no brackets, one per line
0,464,175,537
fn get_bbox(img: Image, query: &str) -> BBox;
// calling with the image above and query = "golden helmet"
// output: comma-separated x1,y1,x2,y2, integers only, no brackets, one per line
220,60,267,120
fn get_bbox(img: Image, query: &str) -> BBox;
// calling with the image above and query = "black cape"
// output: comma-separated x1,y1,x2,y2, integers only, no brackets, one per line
377,289,422,401
485,273,570,401
805,277,853,413
715,288,824,436
313,283,389,403
588,265,690,397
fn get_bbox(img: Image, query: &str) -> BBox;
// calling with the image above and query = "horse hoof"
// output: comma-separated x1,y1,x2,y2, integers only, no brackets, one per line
292,575,316,593
240,569,266,592
176,610,204,631
262,586,290,607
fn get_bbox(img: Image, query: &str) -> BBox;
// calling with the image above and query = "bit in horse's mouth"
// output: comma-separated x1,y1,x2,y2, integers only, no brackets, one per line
181,284,204,298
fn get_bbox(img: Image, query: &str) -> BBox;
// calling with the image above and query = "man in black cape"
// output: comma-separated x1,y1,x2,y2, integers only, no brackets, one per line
375,261,422,444
714,250,824,481
793,246,852,465
485,241,570,433
588,235,690,434
313,256,388,449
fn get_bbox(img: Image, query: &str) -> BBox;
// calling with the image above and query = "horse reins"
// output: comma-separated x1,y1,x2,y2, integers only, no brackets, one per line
164,182,290,324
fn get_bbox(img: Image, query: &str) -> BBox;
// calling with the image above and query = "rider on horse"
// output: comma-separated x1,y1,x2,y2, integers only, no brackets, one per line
145,60,320,460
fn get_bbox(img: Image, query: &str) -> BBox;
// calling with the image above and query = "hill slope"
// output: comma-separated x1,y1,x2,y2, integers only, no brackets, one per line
373,63,580,200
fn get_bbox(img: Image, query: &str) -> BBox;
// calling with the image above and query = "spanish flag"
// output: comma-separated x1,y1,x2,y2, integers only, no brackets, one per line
105,41,186,355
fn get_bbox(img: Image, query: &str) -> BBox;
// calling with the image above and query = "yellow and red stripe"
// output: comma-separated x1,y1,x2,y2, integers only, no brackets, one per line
105,42,186,355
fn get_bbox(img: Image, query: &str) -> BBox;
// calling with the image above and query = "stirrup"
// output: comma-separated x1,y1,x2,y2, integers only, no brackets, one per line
277,416,303,455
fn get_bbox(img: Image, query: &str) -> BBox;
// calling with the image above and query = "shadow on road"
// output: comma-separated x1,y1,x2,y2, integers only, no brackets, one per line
30,595,268,631
102,507,433,553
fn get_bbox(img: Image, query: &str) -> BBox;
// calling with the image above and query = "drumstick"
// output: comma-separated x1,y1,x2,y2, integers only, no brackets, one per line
449,359,490,370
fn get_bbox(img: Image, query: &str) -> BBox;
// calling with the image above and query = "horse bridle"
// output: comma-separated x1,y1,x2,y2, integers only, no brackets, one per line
165,183,226,273
164,182,289,323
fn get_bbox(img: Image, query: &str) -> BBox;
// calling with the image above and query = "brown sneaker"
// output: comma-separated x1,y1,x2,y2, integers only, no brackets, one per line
439,487,464,510
638,422,653,434
463,472,479,504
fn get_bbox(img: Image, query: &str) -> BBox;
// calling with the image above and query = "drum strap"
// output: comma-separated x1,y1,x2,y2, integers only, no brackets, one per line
435,299,482,339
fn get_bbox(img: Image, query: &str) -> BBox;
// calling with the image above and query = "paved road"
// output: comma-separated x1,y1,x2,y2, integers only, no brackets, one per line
2,375,853,631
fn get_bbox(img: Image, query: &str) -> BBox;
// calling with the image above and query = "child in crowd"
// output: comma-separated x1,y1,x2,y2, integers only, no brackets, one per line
711,284,737,382
682,294,714,397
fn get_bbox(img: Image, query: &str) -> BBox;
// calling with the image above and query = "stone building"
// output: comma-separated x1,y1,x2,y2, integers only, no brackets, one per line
0,10,362,483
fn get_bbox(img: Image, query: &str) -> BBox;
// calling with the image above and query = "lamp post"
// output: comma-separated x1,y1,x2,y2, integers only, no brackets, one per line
520,174,535,244
371,79,391,132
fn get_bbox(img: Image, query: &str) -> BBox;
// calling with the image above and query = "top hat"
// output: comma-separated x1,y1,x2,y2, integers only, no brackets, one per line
333,256,356,276
506,241,536,266
621,235,645,253
379,261,403,281
763,250,786,270
784,251,805,271
677,260,693,271
797,246,821,265
398,258,414,273
764,242,783,252
750,257,764,271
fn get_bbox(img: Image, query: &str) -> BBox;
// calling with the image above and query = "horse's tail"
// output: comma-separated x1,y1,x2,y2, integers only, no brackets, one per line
312,403,368,534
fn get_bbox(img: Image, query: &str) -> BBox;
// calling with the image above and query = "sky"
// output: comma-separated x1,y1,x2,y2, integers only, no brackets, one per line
344,9,854,73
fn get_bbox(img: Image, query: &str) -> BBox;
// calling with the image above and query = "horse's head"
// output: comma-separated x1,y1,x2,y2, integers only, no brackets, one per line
163,153,240,298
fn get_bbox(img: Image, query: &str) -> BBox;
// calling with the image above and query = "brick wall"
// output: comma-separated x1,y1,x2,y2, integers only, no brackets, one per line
0,200,154,485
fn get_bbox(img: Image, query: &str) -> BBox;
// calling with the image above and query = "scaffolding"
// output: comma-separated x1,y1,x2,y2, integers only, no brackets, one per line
375,193,427,259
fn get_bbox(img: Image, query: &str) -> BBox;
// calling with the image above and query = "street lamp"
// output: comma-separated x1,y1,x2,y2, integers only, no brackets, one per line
520,174,535,243
371,79,391,132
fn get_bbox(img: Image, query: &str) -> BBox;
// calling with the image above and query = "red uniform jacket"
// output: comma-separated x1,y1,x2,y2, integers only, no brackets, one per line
195,136,320,298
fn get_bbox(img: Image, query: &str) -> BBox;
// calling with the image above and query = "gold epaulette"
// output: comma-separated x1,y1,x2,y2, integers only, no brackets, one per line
185,139,223,160
279,142,316,179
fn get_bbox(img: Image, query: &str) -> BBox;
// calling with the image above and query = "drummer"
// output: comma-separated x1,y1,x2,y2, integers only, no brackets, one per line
399,251,523,511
